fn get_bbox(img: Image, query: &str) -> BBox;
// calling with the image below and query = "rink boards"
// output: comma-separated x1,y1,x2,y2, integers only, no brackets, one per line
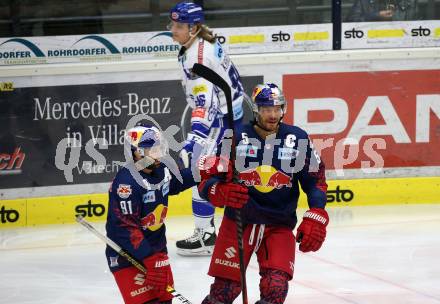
1,46,439,229
1,176,439,228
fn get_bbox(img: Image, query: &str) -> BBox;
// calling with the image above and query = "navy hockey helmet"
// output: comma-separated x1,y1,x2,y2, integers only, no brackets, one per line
126,124,168,168
251,83,286,115
169,2,204,25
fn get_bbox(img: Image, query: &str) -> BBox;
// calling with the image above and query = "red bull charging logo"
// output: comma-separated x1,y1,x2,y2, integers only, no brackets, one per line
239,165,292,193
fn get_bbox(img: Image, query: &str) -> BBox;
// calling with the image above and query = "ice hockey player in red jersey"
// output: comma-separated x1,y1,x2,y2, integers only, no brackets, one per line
198,83,330,304
105,124,197,304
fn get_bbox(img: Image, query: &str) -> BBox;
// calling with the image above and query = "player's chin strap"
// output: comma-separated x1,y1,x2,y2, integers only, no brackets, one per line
182,26,202,48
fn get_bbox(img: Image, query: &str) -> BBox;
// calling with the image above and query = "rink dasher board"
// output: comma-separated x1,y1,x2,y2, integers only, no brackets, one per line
1,176,439,228
0,47,439,227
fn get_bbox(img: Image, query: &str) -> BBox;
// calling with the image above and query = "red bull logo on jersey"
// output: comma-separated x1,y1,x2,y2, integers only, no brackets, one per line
238,165,292,193
117,184,132,199
141,204,168,231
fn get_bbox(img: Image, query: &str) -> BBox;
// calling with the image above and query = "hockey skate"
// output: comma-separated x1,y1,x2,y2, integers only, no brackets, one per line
176,226,216,256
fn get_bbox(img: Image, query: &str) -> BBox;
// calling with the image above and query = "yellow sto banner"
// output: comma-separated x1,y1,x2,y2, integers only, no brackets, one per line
1,176,439,228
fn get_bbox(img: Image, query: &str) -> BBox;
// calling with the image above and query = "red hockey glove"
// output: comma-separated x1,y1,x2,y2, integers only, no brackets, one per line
143,253,171,296
208,182,249,209
296,208,329,252
198,155,233,181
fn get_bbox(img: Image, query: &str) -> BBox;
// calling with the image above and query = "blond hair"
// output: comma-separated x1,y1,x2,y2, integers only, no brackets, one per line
196,24,217,43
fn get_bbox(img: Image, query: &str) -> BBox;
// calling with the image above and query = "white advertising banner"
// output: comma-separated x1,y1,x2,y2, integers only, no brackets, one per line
0,24,332,66
342,20,440,49
216,23,332,54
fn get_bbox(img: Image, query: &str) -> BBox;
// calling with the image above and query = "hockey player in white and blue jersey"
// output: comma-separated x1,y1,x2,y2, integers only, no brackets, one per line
168,2,245,256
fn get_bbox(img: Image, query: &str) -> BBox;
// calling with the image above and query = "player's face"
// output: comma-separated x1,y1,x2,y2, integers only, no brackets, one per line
133,146,162,170
168,21,191,45
143,145,164,160
257,105,283,131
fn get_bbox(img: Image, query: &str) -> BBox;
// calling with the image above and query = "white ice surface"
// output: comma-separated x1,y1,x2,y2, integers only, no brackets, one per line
1,204,440,304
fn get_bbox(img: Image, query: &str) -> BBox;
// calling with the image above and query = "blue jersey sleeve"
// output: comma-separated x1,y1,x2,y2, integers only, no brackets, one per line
298,137,328,209
107,174,153,262
168,168,197,195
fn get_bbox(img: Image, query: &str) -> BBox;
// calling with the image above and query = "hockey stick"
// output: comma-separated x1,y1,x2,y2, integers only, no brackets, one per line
75,215,192,304
192,63,248,304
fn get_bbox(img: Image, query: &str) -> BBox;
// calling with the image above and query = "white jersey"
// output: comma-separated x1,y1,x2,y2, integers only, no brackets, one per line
178,38,244,142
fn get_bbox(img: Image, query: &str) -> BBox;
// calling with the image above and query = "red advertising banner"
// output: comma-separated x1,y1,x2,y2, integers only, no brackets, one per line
283,70,440,170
